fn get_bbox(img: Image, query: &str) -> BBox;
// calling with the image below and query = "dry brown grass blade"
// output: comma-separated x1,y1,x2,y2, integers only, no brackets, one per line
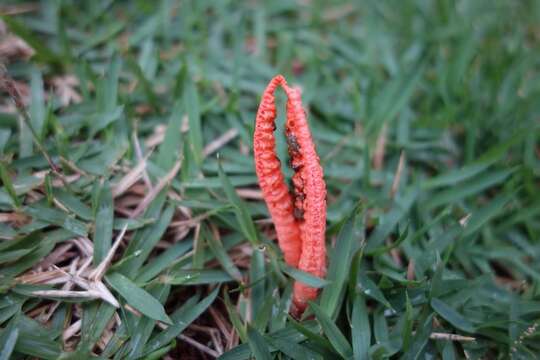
321,3,355,22
203,128,238,157
30,289,103,299
59,156,90,177
89,224,129,281
50,75,82,106
132,128,153,190
189,324,224,355
208,306,232,340
407,259,415,281
39,261,120,308
64,274,120,308
235,188,263,200
460,214,472,227
0,34,34,60
130,157,183,218
42,259,79,322
0,3,39,16
373,123,388,171
36,242,73,269
144,124,166,148
16,268,71,285
178,334,219,358
111,154,151,198
429,332,476,342
32,170,81,188
63,319,82,342
88,280,120,308
71,237,94,258
0,212,28,222
390,151,406,199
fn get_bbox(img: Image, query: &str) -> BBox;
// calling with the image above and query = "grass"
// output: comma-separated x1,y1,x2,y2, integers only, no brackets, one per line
0,0,539,359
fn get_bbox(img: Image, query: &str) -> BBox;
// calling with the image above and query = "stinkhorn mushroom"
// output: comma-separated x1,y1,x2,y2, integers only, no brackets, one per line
254,75,326,313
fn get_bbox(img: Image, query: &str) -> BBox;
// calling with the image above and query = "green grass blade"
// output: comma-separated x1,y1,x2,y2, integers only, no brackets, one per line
0,316,19,360
310,302,353,359
0,162,20,208
282,264,330,289
351,294,370,360
106,272,172,325
144,286,219,354
184,75,203,165
430,298,475,333
218,160,259,245
320,205,364,318
205,224,243,282
93,180,114,265
462,192,515,237
246,325,273,360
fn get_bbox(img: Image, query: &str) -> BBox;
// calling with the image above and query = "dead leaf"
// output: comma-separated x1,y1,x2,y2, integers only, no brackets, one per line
51,75,82,106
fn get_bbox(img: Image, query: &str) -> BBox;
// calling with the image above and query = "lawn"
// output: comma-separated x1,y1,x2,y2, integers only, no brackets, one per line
0,1,539,359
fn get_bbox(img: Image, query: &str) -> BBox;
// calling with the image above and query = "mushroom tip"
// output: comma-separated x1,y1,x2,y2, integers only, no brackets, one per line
271,74,287,86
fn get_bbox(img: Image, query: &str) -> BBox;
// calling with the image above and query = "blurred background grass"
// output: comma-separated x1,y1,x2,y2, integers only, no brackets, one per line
0,0,539,359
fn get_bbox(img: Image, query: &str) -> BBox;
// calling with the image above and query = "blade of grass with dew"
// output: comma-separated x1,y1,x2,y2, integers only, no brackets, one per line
136,239,193,283
128,204,175,274
128,284,171,358
269,282,293,332
116,197,169,276
358,274,393,309
106,272,172,325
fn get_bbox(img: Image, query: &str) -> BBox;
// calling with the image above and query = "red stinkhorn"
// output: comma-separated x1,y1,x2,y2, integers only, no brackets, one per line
254,75,326,313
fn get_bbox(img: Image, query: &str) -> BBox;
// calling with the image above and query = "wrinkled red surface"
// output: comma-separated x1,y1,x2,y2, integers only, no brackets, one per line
254,75,326,313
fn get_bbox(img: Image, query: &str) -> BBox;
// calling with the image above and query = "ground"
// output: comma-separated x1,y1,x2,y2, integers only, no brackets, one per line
0,1,539,359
